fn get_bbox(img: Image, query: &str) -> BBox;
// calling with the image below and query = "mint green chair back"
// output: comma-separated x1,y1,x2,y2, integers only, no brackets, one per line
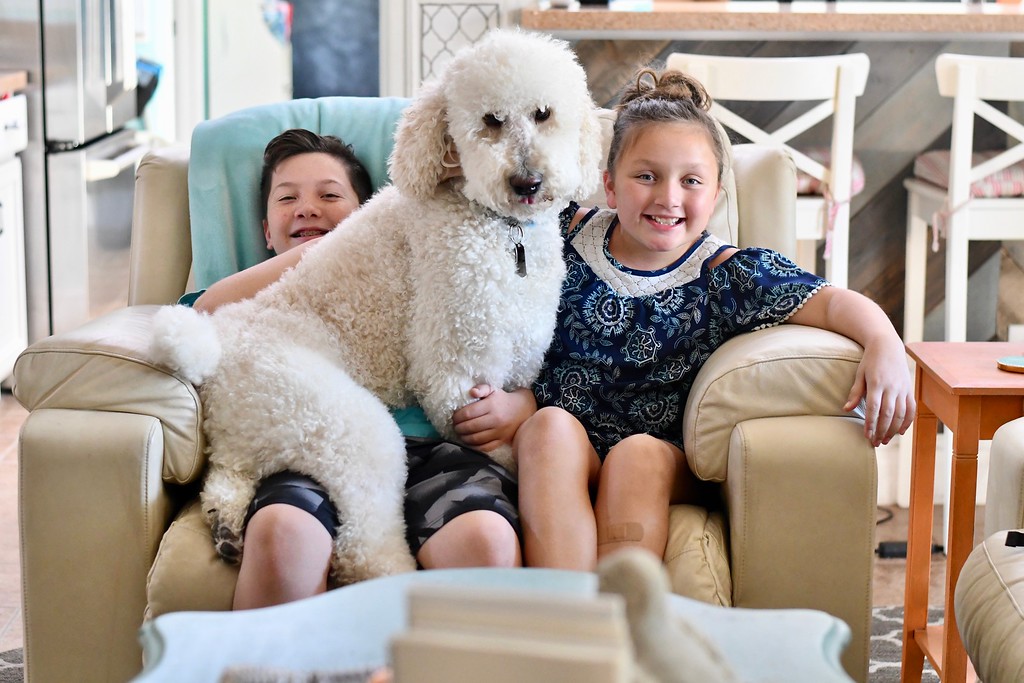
188,96,410,289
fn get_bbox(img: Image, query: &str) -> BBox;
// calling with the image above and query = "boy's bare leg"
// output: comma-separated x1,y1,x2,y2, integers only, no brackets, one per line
417,510,522,568
233,504,333,610
515,406,602,570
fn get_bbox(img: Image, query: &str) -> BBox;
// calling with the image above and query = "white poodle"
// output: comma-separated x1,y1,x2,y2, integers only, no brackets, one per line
151,29,602,584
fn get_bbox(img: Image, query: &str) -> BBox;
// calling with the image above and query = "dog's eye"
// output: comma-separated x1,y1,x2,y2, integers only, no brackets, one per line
534,107,551,123
483,113,504,128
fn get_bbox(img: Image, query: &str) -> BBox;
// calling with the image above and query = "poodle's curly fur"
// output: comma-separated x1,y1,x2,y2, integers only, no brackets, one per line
151,29,602,584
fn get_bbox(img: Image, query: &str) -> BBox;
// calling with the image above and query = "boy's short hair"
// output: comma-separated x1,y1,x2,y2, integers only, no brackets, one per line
259,129,373,220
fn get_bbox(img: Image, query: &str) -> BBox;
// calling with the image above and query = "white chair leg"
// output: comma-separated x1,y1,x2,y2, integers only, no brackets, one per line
903,194,928,344
945,217,970,342
826,205,850,290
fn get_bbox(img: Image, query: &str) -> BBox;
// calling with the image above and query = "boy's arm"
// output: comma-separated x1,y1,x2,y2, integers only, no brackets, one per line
452,385,538,453
192,239,318,313
787,286,916,447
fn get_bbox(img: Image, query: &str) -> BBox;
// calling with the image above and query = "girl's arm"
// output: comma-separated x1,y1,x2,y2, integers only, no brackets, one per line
193,239,318,313
787,286,916,447
452,385,538,453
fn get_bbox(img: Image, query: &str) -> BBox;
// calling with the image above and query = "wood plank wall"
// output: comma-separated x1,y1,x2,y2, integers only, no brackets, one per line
571,39,1012,337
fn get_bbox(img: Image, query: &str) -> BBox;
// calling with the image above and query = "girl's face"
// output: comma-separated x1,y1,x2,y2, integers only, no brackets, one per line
263,152,362,254
604,121,721,271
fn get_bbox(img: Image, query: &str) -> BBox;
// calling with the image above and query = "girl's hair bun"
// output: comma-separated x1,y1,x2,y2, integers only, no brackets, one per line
617,68,713,113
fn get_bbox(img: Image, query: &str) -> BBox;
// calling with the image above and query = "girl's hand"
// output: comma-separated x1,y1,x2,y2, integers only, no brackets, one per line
452,385,537,453
844,337,916,447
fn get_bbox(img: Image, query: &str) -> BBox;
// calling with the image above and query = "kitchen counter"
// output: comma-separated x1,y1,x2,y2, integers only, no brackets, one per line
0,70,27,96
521,1,1024,41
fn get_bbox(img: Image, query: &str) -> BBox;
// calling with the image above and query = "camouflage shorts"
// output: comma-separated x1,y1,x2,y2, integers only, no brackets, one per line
403,437,520,556
244,438,520,558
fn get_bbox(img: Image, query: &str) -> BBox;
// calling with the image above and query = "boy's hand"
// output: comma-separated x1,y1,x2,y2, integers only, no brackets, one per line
452,385,537,453
844,338,916,447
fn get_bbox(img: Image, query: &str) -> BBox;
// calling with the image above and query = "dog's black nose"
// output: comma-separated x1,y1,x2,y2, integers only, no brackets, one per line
510,175,542,197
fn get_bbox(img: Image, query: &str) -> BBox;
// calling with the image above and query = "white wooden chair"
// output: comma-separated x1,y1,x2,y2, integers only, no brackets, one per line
903,53,1024,343
666,52,870,289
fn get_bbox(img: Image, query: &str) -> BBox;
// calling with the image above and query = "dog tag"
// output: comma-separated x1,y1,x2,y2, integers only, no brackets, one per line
508,222,527,277
514,243,527,277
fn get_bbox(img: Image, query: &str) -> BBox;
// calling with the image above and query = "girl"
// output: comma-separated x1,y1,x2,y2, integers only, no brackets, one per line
452,69,915,570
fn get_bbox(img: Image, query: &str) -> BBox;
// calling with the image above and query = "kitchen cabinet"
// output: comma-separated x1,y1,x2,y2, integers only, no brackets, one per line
0,86,28,381
0,154,27,380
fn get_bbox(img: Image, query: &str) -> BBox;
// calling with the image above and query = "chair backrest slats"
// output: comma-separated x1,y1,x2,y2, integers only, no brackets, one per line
937,54,1024,102
937,54,1024,205
666,51,871,288
669,54,869,102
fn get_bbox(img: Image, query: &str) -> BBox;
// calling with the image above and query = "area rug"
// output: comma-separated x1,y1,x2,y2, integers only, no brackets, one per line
0,648,22,683
870,605,943,683
0,609,948,683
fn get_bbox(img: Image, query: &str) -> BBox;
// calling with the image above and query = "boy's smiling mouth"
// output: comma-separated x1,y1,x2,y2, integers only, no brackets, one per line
292,228,331,238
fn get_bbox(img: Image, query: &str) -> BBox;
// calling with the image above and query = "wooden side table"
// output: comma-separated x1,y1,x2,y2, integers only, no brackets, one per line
901,342,1024,683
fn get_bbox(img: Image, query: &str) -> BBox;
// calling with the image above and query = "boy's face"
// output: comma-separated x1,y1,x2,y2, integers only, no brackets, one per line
604,121,721,272
263,152,362,254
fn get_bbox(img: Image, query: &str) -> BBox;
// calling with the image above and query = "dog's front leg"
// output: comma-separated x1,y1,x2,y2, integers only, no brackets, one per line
200,465,261,564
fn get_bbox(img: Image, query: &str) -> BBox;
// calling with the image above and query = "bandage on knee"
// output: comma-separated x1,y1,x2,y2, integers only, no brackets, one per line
597,522,644,544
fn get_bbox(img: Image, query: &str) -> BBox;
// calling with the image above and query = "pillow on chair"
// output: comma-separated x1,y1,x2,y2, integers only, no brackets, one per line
187,96,411,289
794,146,866,198
913,149,1024,198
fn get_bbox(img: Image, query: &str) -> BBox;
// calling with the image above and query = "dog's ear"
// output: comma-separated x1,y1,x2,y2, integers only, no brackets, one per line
389,79,450,201
572,106,605,202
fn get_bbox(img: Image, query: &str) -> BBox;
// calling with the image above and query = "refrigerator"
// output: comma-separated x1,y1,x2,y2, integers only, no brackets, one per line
0,0,147,342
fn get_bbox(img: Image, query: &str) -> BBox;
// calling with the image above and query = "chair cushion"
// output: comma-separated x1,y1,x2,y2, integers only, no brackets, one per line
913,149,1024,198
795,146,866,198
146,500,733,618
663,504,732,607
146,500,238,619
954,529,1024,683
188,96,411,289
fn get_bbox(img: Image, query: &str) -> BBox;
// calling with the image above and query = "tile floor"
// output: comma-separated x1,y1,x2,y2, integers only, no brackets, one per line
0,389,981,654
0,390,27,652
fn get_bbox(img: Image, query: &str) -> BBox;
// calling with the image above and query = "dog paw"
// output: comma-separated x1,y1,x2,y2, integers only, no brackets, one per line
211,522,243,565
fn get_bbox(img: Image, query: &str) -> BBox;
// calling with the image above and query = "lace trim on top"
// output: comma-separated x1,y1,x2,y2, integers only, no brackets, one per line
570,209,727,299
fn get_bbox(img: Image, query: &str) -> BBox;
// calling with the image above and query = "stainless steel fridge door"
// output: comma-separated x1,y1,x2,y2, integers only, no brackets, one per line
42,0,137,146
46,127,146,334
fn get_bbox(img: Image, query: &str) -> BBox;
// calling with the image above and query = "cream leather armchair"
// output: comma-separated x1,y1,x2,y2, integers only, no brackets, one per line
13,99,877,683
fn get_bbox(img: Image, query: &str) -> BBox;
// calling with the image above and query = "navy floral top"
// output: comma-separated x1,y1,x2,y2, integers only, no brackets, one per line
532,204,829,458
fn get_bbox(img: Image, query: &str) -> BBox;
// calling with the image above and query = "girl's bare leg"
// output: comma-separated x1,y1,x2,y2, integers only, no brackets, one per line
514,406,602,570
594,434,697,562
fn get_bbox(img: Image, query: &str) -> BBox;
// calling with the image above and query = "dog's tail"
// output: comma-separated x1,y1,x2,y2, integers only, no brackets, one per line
150,305,222,385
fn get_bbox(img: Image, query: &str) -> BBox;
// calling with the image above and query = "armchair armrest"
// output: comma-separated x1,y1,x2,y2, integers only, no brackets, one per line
684,324,864,482
682,324,875,682
13,305,205,681
13,305,205,484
